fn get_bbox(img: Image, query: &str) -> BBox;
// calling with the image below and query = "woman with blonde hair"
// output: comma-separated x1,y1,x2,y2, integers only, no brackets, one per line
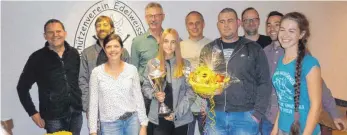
142,28,196,135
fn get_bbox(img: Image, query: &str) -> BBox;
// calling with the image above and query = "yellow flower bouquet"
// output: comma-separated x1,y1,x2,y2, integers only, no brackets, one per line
187,65,231,132
45,131,72,135
188,66,230,96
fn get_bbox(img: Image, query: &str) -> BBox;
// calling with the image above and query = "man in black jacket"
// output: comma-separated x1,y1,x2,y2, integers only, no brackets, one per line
17,19,82,134
200,8,271,135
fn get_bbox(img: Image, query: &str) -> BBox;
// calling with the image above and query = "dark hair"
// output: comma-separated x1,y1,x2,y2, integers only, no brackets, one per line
95,15,114,29
219,8,238,19
103,33,123,48
282,12,310,135
44,19,65,33
185,11,205,23
241,7,259,20
266,11,284,23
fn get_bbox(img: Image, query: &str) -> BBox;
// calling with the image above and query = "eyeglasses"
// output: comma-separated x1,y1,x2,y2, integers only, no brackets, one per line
242,18,259,24
146,14,163,19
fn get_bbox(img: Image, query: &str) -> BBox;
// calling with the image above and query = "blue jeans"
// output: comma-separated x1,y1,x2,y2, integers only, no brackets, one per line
204,110,260,135
260,118,273,135
187,112,205,135
278,130,321,135
45,108,83,135
100,113,140,135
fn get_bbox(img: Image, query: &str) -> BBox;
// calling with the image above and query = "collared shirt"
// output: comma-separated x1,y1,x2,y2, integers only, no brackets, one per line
180,37,211,113
130,30,160,83
263,41,284,123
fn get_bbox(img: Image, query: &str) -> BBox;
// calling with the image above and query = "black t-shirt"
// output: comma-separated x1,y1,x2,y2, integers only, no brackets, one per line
164,60,173,110
222,40,239,63
256,35,272,48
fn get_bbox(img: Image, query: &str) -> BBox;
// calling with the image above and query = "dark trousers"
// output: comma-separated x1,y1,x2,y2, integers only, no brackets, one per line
44,107,83,135
148,118,188,135
187,112,205,135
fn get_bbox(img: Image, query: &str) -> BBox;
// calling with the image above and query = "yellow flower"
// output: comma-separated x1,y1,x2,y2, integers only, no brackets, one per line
45,131,72,135
188,66,230,95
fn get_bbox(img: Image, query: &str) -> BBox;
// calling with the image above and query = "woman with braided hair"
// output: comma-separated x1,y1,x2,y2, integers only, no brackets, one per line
271,12,322,135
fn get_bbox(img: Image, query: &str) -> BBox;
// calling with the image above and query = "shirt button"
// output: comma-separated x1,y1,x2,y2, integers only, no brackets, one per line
276,51,279,53
274,61,277,64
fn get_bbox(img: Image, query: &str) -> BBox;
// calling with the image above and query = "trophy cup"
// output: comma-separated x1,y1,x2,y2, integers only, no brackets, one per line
148,59,172,117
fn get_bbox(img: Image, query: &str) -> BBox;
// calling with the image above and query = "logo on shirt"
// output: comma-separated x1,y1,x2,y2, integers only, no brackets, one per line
73,0,145,55
273,71,295,103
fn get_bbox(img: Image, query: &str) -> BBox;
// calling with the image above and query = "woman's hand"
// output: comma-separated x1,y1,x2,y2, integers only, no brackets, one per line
155,91,165,102
139,126,147,135
164,113,174,121
270,128,278,135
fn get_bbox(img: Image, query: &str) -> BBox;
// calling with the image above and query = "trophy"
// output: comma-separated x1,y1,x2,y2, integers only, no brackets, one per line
148,59,172,117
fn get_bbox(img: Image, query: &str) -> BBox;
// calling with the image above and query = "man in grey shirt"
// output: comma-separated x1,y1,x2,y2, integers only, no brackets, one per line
180,11,211,135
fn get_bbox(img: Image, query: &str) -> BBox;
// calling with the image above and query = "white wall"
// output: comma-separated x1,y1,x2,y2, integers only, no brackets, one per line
1,1,347,134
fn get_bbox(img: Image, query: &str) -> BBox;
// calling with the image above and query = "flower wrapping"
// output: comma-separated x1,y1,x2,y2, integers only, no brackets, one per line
184,43,241,133
45,131,72,135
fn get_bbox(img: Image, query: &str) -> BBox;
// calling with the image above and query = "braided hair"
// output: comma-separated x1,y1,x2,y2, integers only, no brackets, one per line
281,12,310,135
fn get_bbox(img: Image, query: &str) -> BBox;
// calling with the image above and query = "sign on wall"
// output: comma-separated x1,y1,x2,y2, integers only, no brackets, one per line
73,0,146,54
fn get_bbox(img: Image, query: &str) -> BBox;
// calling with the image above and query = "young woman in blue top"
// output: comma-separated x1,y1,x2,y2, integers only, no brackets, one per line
271,12,322,135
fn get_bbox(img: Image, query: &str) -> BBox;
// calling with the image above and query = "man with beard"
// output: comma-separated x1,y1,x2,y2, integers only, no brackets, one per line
262,11,346,135
79,15,129,134
241,7,271,48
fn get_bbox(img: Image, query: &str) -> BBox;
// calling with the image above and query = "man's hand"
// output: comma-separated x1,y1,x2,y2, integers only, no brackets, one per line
155,91,165,103
90,133,97,135
139,126,147,135
334,117,347,131
164,113,174,121
201,108,207,117
31,113,45,128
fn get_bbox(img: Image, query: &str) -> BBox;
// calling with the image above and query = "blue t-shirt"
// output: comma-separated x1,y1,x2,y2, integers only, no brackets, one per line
272,55,320,135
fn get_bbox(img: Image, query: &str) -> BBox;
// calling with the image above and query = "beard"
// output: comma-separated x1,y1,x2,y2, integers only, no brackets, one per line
245,29,258,36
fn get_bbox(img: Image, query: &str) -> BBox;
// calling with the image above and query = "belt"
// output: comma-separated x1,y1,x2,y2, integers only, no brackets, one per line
118,112,135,120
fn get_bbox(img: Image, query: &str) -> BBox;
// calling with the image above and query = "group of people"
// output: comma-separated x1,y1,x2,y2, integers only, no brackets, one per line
16,2,346,135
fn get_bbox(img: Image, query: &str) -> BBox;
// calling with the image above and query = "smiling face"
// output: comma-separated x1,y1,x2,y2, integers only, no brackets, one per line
95,19,114,40
186,13,204,39
145,7,165,30
278,19,305,49
266,15,282,41
104,39,123,61
162,33,177,56
44,22,67,48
